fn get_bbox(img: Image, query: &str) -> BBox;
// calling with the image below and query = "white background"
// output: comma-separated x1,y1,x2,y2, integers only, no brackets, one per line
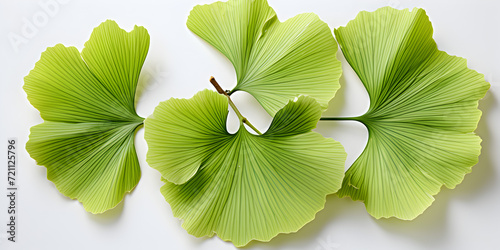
0,0,499,249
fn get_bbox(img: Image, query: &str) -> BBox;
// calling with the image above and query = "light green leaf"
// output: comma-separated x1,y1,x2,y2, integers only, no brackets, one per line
333,7,490,219
187,0,342,116
24,20,149,213
144,89,346,246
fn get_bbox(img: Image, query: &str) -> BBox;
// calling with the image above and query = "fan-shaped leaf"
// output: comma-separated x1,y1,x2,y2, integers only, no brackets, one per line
24,20,149,213
187,0,342,116
144,89,346,246
334,7,489,219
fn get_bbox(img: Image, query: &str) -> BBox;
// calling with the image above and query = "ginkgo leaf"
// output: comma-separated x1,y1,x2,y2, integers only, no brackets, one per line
144,89,346,246
332,7,490,220
187,0,342,116
24,20,149,213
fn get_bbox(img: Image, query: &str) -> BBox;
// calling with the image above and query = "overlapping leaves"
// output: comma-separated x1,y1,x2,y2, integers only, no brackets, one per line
24,20,149,213
187,0,342,116
145,89,346,246
333,7,489,219
140,0,348,245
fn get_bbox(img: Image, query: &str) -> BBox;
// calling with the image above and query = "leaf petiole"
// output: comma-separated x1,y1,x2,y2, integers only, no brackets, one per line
209,76,262,135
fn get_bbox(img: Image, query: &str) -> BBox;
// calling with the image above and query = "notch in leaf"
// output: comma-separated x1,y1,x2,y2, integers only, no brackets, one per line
144,87,346,247
187,0,342,116
322,7,490,219
24,20,150,213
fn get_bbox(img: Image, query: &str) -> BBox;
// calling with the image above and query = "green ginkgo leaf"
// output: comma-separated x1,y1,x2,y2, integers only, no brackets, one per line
187,0,342,116
144,89,346,246
24,20,150,213
330,7,490,220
